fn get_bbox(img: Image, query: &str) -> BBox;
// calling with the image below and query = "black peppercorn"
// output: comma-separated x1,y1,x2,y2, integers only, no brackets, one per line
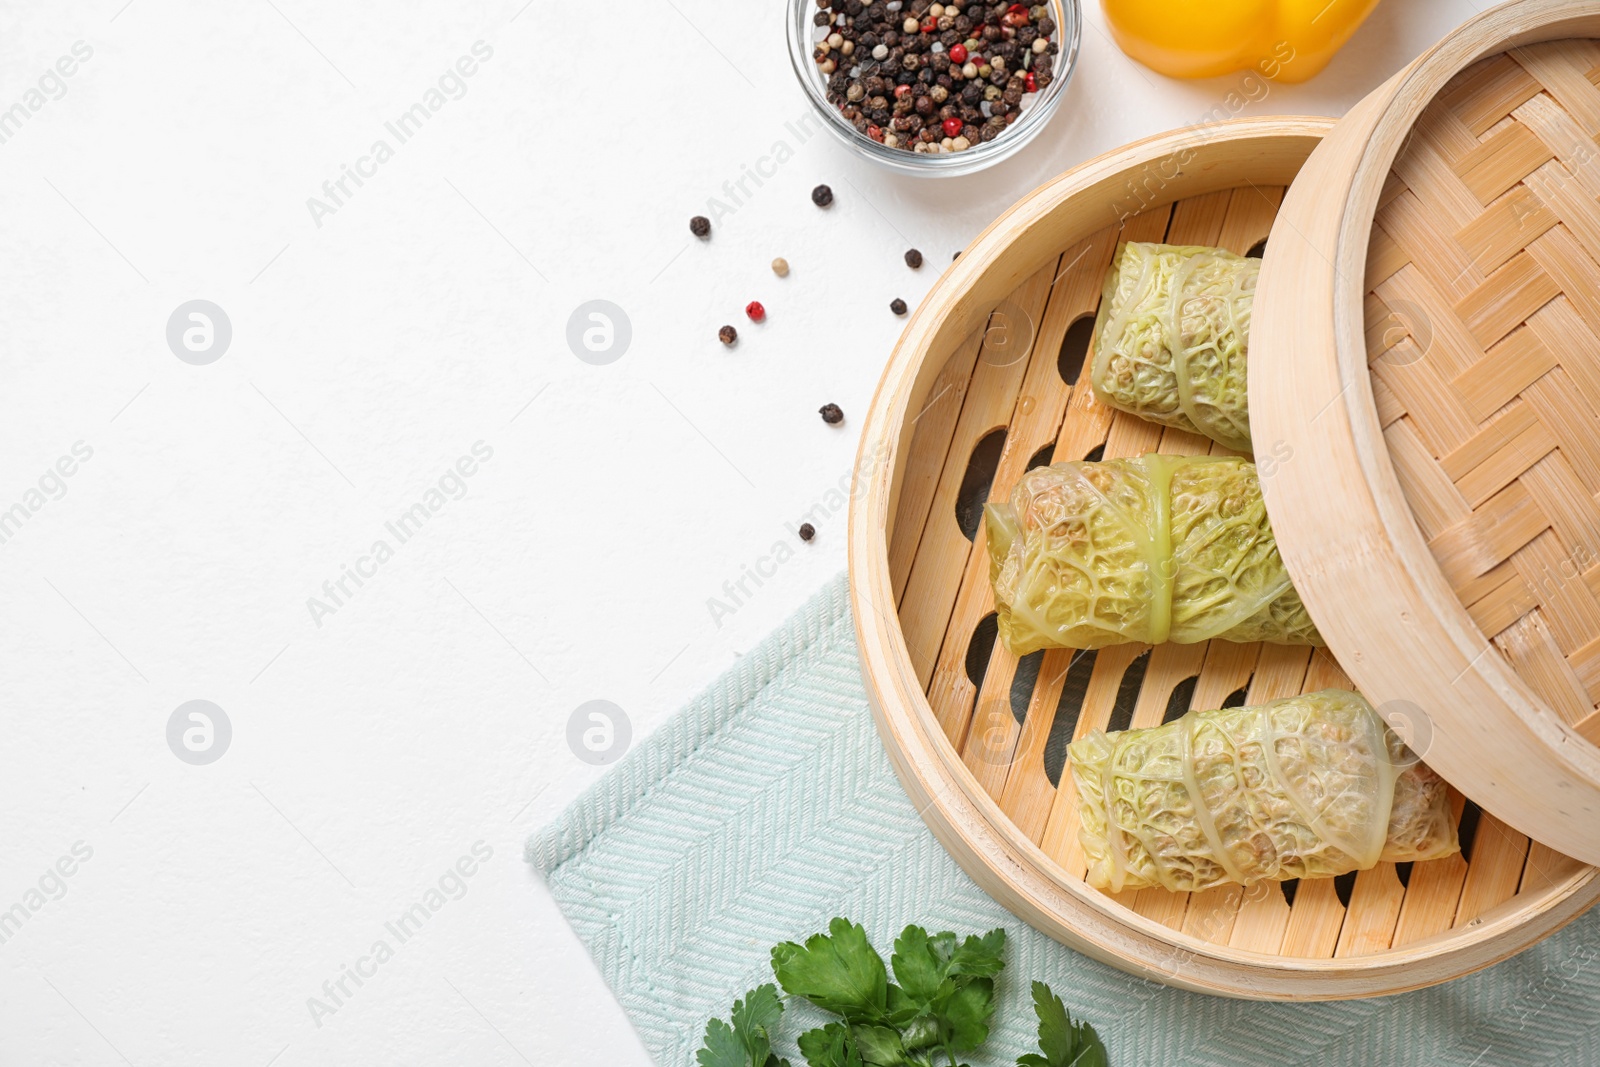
719,325,738,346
905,248,923,269
811,184,834,207
798,522,816,542
890,298,907,315
819,402,844,425
689,215,711,238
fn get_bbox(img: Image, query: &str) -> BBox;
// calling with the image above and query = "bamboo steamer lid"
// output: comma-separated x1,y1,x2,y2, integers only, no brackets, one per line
1254,0,1600,867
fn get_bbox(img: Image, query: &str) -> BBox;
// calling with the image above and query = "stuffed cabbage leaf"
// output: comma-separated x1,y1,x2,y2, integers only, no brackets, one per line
984,455,1320,654
1091,242,1256,452
1070,689,1459,893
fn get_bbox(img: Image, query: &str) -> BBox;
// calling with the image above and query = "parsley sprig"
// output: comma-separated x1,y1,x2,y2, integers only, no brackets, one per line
697,984,791,1067
1017,981,1107,1067
694,919,1108,1067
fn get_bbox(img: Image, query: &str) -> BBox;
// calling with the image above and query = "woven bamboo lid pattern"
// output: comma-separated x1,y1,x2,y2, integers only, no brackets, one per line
1254,1,1600,866
1370,43,1600,734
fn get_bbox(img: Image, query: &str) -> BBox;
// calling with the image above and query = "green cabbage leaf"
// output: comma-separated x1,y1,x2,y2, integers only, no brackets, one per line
1069,689,1460,892
1091,242,1256,452
985,455,1319,654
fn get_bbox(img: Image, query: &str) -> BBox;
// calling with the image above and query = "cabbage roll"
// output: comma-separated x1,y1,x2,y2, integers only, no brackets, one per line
1070,689,1459,893
1091,242,1256,452
984,455,1320,654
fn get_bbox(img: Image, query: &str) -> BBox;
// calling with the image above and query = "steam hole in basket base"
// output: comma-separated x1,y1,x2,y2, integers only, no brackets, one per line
1104,650,1152,735
1043,648,1098,788
1011,650,1044,725
965,612,1000,695
1457,800,1483,864
1162,675,1199,723
955,428,1007,541
1057,314,1095,386
1333,870,1358,909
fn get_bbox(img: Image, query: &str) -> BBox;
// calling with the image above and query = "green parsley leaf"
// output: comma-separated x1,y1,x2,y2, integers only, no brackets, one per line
851,1023,908,1066
948,929,1007,979
699,1018,750,1067
889,926,945,1003
1018,981,1108,1067
772,918,890,1022
896,1013,942,1051
798,1022,866,1067
885,924,1005,1056
938,976,996,1052
696,984,791,1067
733,984,786,1063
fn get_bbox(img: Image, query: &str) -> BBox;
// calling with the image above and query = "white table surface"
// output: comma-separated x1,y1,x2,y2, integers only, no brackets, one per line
0,1,1487,1063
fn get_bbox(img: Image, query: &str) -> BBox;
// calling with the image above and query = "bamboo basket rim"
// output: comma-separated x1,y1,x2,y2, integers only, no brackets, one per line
848,114,1600,999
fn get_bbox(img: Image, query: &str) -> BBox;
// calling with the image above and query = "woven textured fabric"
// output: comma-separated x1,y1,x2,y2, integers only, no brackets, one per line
528,572,1600,1067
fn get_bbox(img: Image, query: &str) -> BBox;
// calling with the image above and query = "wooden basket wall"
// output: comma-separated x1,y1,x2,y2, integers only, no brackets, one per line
1254,1,1600,868
849,117,1600,999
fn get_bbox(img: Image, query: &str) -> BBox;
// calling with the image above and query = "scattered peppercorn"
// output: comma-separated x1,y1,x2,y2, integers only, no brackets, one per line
772,257,790,277
798,522,816,542
819,402,844,425
719,325,738,346
905,248,924,269
953,251,961,260
746,300,767,323
689,215,711,238
890,298,908,315
812,183,834,207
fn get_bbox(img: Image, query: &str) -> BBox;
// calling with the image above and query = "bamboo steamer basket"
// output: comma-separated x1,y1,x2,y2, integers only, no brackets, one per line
848,111,1600,997
1255,0,1600,873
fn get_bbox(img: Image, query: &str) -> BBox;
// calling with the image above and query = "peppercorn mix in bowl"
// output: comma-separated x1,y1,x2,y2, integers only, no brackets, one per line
787,0,1079,175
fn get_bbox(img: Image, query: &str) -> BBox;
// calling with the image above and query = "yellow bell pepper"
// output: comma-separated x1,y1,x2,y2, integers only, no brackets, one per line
1100,0,1383,83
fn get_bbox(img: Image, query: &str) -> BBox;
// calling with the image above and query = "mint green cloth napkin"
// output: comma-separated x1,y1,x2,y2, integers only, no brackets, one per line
528,573,1600,1067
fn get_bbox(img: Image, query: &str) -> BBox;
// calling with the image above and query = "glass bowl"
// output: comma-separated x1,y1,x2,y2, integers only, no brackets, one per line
786,0,1080,177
